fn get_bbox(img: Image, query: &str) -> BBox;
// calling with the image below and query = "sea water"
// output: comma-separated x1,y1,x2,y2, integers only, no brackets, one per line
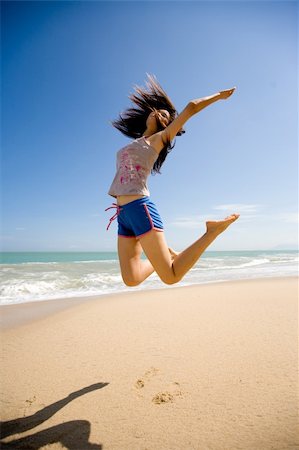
0,250,298,305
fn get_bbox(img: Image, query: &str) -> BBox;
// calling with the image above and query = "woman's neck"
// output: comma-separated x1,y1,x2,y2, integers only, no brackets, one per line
142,126,156,137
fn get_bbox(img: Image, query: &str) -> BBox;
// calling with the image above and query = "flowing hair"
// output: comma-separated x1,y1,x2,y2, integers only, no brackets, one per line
111,74,185,174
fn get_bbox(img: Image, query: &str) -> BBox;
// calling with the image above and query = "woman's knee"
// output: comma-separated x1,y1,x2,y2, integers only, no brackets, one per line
122,275,142,287
161,276,182,285
159,266,182,285
161,277,177,285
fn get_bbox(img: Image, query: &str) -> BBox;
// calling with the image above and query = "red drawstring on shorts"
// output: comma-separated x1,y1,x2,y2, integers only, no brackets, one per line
105,203,122,230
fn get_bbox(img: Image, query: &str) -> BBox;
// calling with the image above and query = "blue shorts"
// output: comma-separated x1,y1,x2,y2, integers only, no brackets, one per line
116,197,164,238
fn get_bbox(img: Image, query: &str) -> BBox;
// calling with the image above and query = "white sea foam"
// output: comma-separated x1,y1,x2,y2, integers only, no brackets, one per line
19,261,60,266
0,251,297,305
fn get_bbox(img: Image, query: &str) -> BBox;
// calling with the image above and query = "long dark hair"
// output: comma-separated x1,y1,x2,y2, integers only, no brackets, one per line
111,74,185,174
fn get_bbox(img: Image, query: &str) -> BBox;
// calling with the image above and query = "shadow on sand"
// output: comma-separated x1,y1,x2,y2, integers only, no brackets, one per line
0,382,109,449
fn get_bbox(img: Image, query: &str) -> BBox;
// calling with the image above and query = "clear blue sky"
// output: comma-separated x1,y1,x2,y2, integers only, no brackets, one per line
2,1,298,251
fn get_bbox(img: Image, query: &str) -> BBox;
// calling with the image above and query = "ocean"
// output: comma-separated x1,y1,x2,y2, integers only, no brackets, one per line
0,250,298,305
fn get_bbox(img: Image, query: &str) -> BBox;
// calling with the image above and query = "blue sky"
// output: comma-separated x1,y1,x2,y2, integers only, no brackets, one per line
2,1,298,252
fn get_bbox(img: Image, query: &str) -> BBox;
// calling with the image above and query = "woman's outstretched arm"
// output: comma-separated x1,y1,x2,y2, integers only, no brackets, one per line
191,87,236,113
150,87,236,151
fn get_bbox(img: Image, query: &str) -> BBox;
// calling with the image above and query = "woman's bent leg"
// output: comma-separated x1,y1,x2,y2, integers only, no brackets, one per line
139,214,239,285
118,236,154,286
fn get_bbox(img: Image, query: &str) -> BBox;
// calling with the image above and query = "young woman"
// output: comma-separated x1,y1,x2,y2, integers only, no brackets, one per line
106,74,239,286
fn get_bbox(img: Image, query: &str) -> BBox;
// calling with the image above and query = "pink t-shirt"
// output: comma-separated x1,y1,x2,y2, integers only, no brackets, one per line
108,136,158,198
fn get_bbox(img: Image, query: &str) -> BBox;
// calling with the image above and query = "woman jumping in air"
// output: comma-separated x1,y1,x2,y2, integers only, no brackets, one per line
106,74,239,286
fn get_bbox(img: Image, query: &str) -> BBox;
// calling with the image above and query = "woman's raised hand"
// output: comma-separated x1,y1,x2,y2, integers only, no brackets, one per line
219,87,236,100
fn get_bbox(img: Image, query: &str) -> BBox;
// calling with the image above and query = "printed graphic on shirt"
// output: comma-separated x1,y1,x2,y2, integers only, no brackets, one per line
119,150,146,185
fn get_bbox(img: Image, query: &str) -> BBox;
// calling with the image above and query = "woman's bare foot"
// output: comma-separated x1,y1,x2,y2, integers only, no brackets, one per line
206,214,240,236
168,247,179,261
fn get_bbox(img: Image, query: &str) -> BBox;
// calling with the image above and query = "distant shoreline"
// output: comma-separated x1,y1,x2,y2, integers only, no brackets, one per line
1,248,298,264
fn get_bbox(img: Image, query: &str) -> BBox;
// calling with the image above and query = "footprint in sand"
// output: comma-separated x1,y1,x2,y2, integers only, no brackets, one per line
25,396,36,405
135,379,145,389
152,383,183,405
152,392,174,404
135,370,183,404
134,367,159,390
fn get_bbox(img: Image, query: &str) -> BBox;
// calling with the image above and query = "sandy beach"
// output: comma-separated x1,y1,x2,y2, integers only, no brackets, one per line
1,277,298,450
